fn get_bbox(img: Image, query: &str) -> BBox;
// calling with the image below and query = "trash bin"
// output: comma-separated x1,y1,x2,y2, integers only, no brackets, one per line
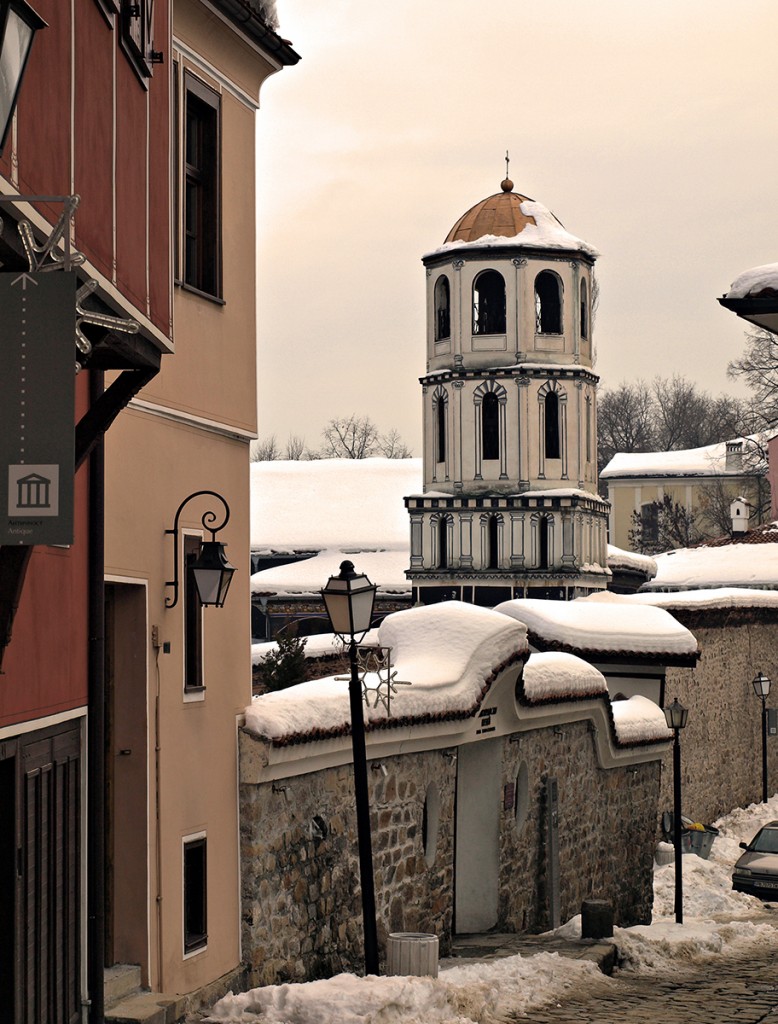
661,812,718,859
386,932,439,977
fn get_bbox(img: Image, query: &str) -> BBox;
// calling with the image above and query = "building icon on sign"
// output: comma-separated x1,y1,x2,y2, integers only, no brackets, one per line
17,472,51,509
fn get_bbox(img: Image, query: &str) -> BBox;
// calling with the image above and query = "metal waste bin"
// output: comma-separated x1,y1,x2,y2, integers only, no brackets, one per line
386,932,439,977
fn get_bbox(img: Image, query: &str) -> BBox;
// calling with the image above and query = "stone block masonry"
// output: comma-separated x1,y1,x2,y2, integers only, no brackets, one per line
662,607,778,825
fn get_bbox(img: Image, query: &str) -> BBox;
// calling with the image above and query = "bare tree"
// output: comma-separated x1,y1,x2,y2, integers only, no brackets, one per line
251,434,280,461
729,328,778,427
597,380,656,473
379,428,413,459
284,434,306,460
320,415,412,459
628,495,702,555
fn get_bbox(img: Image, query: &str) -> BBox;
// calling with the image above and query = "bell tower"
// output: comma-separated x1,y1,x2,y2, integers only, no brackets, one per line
405,172,610,605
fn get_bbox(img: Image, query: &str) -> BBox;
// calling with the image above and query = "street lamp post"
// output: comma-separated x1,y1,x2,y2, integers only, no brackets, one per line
322,560,379,975
752,671,771,804
664,697,689,925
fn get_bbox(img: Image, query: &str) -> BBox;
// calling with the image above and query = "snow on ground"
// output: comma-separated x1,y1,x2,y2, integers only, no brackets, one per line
207,798,778,1022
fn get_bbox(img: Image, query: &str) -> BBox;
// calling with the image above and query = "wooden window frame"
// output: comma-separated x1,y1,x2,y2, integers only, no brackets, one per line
183,72,222,300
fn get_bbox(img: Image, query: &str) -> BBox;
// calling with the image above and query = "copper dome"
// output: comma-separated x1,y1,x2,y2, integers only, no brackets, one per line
445,181,537,244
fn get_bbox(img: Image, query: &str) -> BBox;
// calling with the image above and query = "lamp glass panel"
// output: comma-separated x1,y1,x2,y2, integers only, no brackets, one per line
0,10,33,141
753,674,771,698
349,585,376,635
322,588,352,636
192,567,223,606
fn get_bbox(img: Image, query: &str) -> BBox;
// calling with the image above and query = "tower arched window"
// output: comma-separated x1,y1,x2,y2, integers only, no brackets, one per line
436,395,447,464
487,515,499,569
535,271,562,334
580,278,588,340
438,516,449,569
472,270,506,335
482,392,500,461
544,390,560,460
539,516,550,569
435,275,451,341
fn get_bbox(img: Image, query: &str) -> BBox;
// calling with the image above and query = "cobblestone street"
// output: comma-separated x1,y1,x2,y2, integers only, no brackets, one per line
511,920,778,1023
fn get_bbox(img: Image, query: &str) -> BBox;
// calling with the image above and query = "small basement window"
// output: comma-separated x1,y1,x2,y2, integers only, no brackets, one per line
183,835,207,954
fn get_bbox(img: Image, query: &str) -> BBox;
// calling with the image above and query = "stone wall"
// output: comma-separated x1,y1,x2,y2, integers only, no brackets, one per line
240,749,455,987
499,721,658,933
240,716,660,986
662,607,778,825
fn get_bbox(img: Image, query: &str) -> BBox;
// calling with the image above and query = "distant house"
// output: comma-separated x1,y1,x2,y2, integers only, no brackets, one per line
250,458,421,638
600,437,769,551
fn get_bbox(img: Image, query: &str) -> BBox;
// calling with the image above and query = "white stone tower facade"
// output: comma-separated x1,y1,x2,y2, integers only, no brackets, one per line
405,177,610,605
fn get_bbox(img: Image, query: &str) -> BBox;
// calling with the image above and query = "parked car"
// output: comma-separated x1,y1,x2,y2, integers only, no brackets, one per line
732,820,778,899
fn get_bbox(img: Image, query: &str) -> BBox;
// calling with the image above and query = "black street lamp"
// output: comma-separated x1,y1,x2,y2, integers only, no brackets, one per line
165,490,236,608
664,697,689,925
752,671,771,804
0,1,47,155
322,560,379,976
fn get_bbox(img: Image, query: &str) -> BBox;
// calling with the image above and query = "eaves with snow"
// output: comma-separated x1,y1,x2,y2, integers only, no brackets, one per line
495,595,699,665
719,262,778,337
639,529,778,592
600,436,764,480
607,544,657,580
240,603,671,783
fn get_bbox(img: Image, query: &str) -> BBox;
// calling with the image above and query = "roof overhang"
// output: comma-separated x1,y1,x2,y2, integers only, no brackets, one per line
718,295,778,337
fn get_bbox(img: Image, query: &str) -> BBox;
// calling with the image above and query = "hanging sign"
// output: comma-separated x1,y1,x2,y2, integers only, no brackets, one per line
0,272,76,545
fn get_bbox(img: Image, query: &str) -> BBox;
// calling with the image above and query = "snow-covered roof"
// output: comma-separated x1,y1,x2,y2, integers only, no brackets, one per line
243,602,528,745
609,587,778,611
425,199,598,260
250,457,421,552
611,695,672,745
521,651,607,703
251,548,410,596
495,595,699,661
607,544,658,579
640,542,778,592
726,262,778,299
600,438,761,480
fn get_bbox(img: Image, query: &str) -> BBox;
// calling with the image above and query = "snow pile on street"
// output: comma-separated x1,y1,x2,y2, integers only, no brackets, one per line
244,603,527,742
207,797,778,1022
610,695,670,745
643,545,778,591
522,651,607,701
726,262,778,299
207,951,600,1023
250,458,421,552
496,596,698,656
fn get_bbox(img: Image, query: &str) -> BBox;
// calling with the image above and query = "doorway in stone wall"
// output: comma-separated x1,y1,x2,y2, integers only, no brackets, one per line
454,737,502,932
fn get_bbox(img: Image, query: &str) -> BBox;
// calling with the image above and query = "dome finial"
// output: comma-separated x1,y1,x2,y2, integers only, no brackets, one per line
501,149,513,192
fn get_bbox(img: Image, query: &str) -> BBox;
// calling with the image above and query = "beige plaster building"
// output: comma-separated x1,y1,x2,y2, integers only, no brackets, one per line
103,0,298,1008
601,437,768,552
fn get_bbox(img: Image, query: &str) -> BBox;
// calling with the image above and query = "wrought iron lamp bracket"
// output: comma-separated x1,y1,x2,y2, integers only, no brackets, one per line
164,490,231,609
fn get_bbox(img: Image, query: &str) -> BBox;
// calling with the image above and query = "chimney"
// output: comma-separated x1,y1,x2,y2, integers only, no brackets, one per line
731,496,749,534
726,441,744,472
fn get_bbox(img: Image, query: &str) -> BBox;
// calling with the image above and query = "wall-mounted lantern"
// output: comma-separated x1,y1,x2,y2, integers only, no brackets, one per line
0,1,47,156
165,490,236,609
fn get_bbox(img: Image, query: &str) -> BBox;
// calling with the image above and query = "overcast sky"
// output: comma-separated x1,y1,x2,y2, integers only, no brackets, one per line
255,0,777,456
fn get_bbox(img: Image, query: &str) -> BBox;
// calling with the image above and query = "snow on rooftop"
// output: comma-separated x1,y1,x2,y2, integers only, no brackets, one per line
643,544,778,591
250,457,421,551
611,694,671,745
495,596,698,657
600,438,759,479
251,547,411,595
607,544,657,578
243,603,528,744
424,199,598,259
726,262,778,299
521,651,607,702
607,587,778,611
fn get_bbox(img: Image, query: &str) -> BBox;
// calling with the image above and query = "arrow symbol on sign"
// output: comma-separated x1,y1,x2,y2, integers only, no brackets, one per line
11,272,37,290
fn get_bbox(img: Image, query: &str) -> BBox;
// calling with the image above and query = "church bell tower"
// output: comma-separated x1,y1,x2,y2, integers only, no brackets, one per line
405,171,610,605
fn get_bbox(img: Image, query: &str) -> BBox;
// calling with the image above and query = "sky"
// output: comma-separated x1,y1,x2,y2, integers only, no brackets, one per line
255,0,778,457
